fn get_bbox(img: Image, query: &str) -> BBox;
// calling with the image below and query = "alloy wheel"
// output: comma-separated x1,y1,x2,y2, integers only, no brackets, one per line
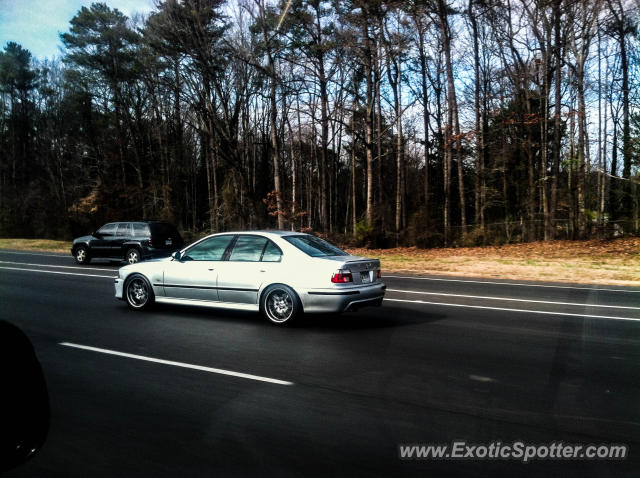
76,248,86,263
127,250,140,264
126,278,149,308
265,289,294,323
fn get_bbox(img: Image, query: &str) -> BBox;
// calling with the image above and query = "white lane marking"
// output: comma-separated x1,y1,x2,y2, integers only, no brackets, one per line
384,275,640,293
59,342,294,386
0,266,114,279
0,250,68,257
0,260,115,272
469,375,496,383
386,289,639,310
384,298,640,322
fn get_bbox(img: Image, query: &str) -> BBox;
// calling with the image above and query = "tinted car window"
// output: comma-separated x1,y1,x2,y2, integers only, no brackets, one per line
116,223,131,236
132,223,150,236
229,235,268,262
150,223,180,237
183,235,233,261
284,235,348,257
261,241,282,262
97,223,117,235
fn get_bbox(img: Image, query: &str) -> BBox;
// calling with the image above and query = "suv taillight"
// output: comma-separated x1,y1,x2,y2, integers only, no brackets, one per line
331,269,353,283
377,269,382,279
146,239,153,247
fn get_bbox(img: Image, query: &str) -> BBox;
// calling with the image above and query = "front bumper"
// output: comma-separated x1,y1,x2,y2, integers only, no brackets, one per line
114,278,124,300
301,283,386,313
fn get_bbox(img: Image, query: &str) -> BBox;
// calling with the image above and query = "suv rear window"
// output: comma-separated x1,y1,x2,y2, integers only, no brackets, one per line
132,223,150,236
284,235,348,257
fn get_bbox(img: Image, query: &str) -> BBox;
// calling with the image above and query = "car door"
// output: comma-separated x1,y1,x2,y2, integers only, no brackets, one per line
217,235,283,304
92,223,117,257
161,234,235,302
112,222,132,258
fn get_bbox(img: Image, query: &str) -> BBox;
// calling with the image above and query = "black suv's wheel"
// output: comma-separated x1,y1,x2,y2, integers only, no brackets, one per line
125,274,154,310
74,246,90,265
261,284,301,325
125,248,141,264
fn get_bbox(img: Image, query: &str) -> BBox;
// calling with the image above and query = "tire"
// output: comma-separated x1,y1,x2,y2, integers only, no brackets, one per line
124,274,154,310
74,245,91,265
260,284,301,325
125,248,141,265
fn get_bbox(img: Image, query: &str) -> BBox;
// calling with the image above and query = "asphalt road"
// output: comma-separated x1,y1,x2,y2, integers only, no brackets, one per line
1,249,638,477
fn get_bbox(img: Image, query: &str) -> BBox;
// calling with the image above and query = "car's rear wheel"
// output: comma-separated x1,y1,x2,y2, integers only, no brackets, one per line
125,274,154,310
74,246,90,265
125,248,141,265
261,284,301,325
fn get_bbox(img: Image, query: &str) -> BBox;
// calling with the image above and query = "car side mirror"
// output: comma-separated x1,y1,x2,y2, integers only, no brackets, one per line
172,251,182,261
93,231,102,238
0,321,49,472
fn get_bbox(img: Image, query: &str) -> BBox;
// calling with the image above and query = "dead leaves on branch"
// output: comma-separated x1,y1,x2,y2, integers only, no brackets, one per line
263,190,307,227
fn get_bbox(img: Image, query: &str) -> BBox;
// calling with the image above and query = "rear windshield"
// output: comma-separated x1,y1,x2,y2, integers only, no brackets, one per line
284,235,348,257
150,223,181,239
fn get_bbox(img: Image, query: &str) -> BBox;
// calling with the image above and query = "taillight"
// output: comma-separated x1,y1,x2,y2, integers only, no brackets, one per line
331,269,353,283
146,239,153,247
377,269,382,279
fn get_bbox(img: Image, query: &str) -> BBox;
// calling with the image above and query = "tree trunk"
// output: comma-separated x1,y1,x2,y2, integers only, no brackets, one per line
619,9,631,217
268,52,284,230
362,21,375,228
438,0,466,237
576,59,587,238
550,0,562,240
318,61,329,231
417,23,430,215
351,114,357,237
469,0,482,230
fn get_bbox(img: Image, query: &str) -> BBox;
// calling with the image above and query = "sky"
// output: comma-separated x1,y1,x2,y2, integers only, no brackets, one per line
0,0,156,60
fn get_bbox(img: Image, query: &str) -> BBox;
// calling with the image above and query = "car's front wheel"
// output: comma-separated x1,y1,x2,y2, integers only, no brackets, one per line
261,284,301,325
74,246,90,265
125,248,141,265
125,274,154,310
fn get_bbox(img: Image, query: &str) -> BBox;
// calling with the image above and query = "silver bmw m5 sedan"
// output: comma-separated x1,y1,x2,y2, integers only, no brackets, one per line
114,231,386,325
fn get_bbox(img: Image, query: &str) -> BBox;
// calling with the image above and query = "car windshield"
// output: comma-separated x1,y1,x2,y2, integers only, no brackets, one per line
284,235,348,257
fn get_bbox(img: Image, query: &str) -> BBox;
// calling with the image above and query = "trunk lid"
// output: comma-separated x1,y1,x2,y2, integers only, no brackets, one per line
341,257,382,285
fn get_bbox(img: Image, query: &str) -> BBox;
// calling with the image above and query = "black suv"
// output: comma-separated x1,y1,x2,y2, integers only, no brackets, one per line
71,221,184,265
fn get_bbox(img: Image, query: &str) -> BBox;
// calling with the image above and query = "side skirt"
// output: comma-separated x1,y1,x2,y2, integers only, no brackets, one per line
155,296,259,312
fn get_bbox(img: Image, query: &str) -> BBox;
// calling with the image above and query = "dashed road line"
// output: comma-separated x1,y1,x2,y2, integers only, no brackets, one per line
384,298,640,322
386,288,639,310
60,342,294,386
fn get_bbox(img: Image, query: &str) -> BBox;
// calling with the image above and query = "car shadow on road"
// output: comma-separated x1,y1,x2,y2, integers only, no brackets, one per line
297,305,447,330
146,302,447,331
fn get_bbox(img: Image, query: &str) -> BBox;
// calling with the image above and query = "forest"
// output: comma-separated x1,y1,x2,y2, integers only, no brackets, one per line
0,0,638,247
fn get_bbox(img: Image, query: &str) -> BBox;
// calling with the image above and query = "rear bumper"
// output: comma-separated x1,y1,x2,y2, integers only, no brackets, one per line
301,283,386,313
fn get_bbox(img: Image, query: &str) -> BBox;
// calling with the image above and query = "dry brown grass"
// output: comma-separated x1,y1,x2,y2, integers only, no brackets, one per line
0,238,72,254
1,237,638,286
347,237,640,286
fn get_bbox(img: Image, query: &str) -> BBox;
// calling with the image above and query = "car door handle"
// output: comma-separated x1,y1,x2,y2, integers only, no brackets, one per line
208,268,215,271
259,270,266,273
